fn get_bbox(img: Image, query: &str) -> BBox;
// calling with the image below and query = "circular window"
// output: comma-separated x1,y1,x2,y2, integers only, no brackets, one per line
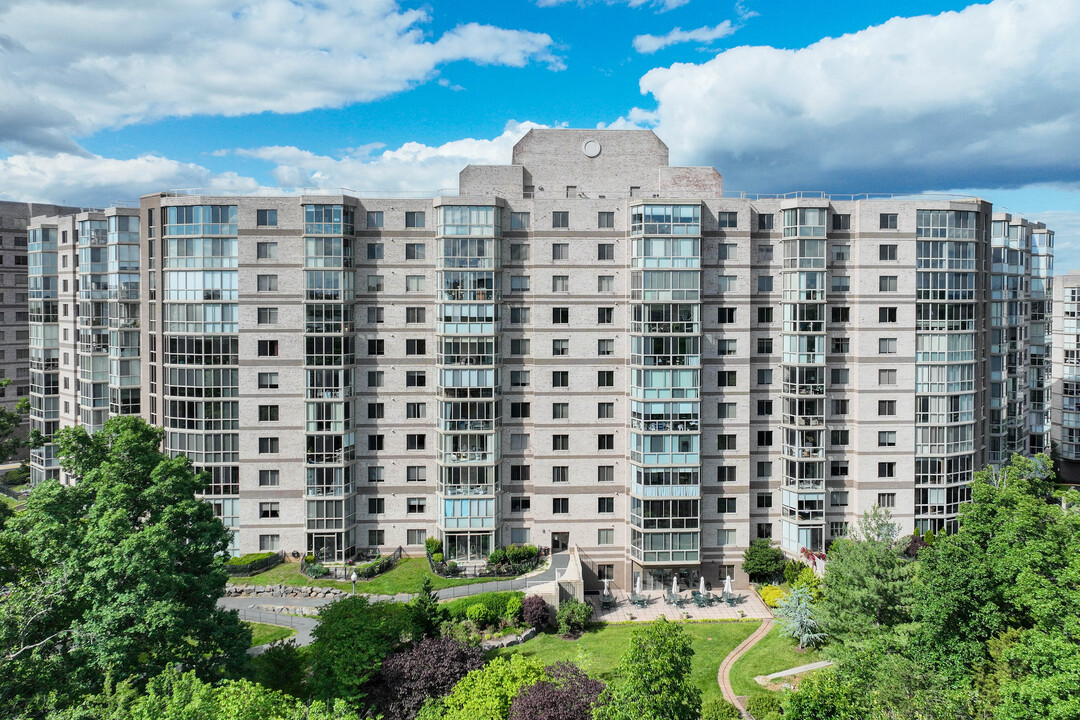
582,139,602,158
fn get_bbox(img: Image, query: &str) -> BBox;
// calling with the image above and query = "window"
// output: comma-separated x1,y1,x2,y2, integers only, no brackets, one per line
718,243,737,260
880,244,898,260
511,402,531,419
510,338,530,355
510,244,529,261
878,463,896,479
407,466,427,482
717,371,737,387
831,244,850,262
510,434,529,450
406,307,426,323
879,275,898,291
598,243,615,260
256,241,277,259
259,469,280,486
757,524,773,539
257,340,279,357
552,403,569,419
402,244,427,263
598,402,614,419
880,213,898,229
757,244,774,261
757,430,773,447
552,466,568,483
368,371,384,388
717,434,737,450
552,211,569,228
756,338,773,354
757,493,773,509
718,211,738,228
368,339,385,355
510,307,530,323
598,212,615,229
369,498,385,514
878,431,897,447
832,399,849,415
407,529,427,545
597,371,615,387
553,435,569,451
718,466,736,482
717,529,736,546
510,276,531,292
368,435,384,451
259,405,279,422
552,243,569,261
257,307,278,325
598,434,614,450
718,307,736,323
757,275,774,292
757,400,773,416
879,338,898,354
368,403,384,419
510,371,530,387
757,369,773,385
597,307,614,324
717,275,736,292
831,276,850,292
259,502,280,519
258,372,279,389
598,339,614,356
367,275,384,292
257,275,278,292
879,369,897,385
367,211,384,228
831,491,849,507
369,530,385,546
831,306,850,323
511,496,531,513
552,339,569,356
879,400,897,416
406,497,426,514
367,243,384,260
598,275,614,292
406,371,426,388
511,212,530,229
598,530,615,546
598,497,614,513
879,307,898,323
510,466,531,483
831,429,850,446
368,467,384,482
757,307,773,323
718,498,737,513
878,493,896,508
552,371,569,387
829,522,848,539
831,337,850,354
552,307,569,323
831,461,849,477
718,402,737,419
831,368,849,385
405,211,426,228
406,339,426,355
553,498,569,514
368,306,384,323
552,276,569,293
832,213,851,230
758,213,774,230
405,275,425,292
257,209,278,226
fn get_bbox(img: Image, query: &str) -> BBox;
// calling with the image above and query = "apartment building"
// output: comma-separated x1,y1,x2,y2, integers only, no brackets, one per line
27,129,1052,590
1052,271,1080,484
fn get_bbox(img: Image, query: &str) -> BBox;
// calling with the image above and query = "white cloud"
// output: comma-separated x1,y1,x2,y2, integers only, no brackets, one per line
633,22,736,54
734,2,758,21
614,0,1080,192
0,0,560,152
536,0,690,12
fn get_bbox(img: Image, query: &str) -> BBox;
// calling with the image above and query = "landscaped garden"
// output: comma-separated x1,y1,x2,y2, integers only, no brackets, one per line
230,557,511,594
728,624,822,697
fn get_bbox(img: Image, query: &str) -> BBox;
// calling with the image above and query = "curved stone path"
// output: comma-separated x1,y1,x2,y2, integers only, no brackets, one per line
717,617,774,715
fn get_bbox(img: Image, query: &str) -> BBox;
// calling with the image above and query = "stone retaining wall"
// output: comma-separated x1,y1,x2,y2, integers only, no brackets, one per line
226,584,346,600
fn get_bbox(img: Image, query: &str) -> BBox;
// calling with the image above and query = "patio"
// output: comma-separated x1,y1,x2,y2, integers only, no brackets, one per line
586,588,772,622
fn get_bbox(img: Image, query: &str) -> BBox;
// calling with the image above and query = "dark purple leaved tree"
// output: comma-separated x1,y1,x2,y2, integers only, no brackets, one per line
371,636,485,719
509,662,605,720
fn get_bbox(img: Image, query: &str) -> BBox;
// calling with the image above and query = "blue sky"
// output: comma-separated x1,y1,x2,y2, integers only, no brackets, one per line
2,0,1079,268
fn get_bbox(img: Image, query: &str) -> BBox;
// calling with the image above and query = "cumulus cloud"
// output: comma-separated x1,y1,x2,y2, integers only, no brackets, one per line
0,0,560,152
633,22,736,54
614,0,1080,192
536,0,690,11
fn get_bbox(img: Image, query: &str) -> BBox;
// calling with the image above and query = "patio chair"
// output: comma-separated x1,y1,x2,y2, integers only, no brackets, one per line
724,593,736,608
693,594,709,608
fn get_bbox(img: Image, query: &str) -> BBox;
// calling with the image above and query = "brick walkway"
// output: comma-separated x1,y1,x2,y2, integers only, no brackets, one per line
718,618,775,715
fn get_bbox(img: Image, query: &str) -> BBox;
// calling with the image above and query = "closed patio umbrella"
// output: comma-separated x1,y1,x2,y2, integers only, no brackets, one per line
636,575,642,594
671,575,679,594
723,575,733,595
699,576,706,594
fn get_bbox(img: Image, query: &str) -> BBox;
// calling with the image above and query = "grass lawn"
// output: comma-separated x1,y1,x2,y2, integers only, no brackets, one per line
728,624,823,697
230,557,513,594
495,620,760,704
0,494,18,509
246,621,296,647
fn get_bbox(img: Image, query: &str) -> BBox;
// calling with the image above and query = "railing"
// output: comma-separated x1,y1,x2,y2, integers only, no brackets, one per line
225,550,284,577
232,607,303,629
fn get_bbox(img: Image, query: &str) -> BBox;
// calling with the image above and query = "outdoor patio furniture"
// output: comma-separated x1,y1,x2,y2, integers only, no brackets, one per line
630,593,649,608
693,594,709,608
723,592,736,607
601,594,616,610
666,593,685,607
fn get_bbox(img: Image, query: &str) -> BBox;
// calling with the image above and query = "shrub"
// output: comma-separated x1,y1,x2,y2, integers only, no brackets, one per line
509,661,605,720
701,697,741,720
784,559,809,585
523,595,550,630
443,591,524,622
506,544,539,565
425,537,443,555
225,551,277,566
446,561,460,576
556,598,593,636
466,603,494,629
431,552,444,564
792,566,824,603
250,639,305,698
371,637,485,720
758,584,787,608
505,595,523,624
746,693,782,718
488,547,507,565
742,538,786,582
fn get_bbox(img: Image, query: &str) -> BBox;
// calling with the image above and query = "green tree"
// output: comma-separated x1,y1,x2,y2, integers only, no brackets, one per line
410,575,444,638
741,538,785,583
441,654,546,720
0,380,30,465
775,585,826,649
307,595,416,710
0,416,250,713
594,617,701,720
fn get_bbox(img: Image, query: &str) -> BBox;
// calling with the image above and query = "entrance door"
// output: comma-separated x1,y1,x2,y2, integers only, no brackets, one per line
551,532,569,552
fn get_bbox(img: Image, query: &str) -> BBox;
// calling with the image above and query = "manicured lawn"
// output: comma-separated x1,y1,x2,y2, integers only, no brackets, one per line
230,557,514,594
728,624,823,697
246,621,296,647
496,620,760,704
0,494,18,509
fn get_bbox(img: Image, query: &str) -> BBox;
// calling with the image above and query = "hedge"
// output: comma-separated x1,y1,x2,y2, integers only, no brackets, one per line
443,591,525,622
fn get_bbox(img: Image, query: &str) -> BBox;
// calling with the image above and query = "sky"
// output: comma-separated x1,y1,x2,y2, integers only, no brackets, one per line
2,0,1079,269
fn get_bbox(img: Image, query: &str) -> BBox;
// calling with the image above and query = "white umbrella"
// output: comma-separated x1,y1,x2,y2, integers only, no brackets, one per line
699,575,706,594
671,575,678,594
602,578,611,595
635,575,642,594
723,575,733,595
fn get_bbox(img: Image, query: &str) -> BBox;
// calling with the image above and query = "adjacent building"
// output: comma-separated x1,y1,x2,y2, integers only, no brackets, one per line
27,129,1053,590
